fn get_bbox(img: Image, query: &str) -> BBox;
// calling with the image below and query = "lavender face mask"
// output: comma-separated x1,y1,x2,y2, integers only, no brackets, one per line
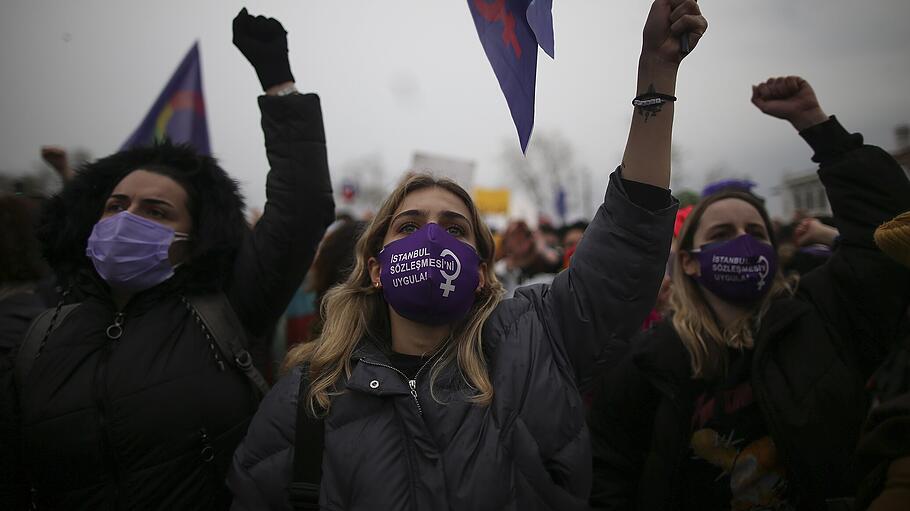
692,234,778,304
86,211,189,292
379,223,480,326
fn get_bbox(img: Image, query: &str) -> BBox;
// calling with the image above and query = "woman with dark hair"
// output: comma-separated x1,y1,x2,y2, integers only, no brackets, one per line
588,77,910,510
227,1,706,509
0,9,334,510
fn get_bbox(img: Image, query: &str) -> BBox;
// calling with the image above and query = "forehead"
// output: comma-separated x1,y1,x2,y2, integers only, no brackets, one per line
111,169,188,201
699,198,765,229
393,186,472,219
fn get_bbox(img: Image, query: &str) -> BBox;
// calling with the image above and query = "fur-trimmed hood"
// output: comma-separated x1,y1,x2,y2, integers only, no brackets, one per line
39,141,248,295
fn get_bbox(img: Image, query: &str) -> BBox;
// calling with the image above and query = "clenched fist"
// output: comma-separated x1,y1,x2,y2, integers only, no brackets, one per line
751,76,828,131
233,8,295,91
642,0,707,66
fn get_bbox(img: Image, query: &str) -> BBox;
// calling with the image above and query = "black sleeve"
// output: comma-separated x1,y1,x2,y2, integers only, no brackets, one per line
541,169,677,389
797,116,910,376
621,178,672,212
226,94,335,340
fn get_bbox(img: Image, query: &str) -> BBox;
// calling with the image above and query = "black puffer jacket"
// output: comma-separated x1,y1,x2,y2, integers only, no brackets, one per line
227,171,678,511
0,93,334,510
588,118,910,510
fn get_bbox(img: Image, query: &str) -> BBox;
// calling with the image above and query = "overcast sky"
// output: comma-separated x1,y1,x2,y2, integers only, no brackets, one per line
2,0,908,220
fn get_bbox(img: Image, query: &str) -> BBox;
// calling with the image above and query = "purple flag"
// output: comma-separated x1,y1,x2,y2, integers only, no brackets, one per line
555,184,567,223
121,42,211,155
467,0,554,153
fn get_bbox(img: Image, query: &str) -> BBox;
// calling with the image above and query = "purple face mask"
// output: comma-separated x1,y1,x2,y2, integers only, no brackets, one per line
691,234,778,304
379,223,481,326
86,211,190,293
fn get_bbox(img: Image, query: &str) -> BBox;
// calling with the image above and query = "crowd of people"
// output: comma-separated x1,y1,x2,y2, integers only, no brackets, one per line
1,1,909,510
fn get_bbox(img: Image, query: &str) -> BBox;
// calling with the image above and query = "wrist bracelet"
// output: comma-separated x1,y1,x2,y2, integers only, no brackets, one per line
632,93,677,108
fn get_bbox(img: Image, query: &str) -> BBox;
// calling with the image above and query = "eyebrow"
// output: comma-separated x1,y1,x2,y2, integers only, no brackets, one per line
107,194,176,209
705,221,767,234
704,222,733,233
392,209,471,224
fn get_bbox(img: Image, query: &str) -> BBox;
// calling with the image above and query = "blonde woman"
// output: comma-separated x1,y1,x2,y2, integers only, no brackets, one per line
228,1,706,509
588,76,910,510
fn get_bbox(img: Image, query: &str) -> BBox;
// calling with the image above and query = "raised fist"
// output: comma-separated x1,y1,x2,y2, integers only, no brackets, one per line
794,218,839,247
642,0,707,65
233,8,295,91
751,76,828,131
41,146,73,181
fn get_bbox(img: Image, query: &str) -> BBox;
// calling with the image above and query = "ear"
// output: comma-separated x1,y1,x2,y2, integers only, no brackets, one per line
476,262,487,293
680,250,701,278
168,239,192,266
368,256,382,289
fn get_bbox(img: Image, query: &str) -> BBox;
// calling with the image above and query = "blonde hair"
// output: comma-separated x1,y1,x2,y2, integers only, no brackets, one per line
670,191,795,380
283,174,504,415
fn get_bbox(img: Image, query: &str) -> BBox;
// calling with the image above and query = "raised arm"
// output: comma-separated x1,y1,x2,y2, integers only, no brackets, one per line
753,76,910,376
533,0,705,389
226,9,335,339
622,0,706,188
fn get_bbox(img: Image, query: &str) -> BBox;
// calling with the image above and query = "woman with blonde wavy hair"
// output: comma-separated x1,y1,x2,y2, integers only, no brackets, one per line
228,1,707,509
589,75,910,511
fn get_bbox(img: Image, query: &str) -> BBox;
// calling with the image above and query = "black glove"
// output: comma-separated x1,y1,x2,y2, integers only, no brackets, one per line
232,8,295,91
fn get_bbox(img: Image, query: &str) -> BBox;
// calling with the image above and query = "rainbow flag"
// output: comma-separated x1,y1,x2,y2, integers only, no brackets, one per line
121,42,211,155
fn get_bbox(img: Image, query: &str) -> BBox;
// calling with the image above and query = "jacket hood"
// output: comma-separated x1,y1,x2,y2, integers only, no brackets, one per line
39,141,248,294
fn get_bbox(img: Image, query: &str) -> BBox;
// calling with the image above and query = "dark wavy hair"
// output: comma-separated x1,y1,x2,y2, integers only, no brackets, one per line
38,141,248,293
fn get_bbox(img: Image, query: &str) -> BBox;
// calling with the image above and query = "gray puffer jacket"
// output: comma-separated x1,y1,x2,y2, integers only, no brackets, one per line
228,171,677,511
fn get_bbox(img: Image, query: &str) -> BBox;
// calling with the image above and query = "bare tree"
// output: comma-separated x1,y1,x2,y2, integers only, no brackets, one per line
502,131,580,223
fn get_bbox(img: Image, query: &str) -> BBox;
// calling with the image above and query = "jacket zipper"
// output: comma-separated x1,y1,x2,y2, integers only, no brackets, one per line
95,312,125,504
358,357,435,416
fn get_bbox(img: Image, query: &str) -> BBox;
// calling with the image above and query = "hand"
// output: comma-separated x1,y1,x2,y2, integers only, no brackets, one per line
794,218,839,247
751,76,828,131
232,8,295,91
41,146,73,181
641,0,707,66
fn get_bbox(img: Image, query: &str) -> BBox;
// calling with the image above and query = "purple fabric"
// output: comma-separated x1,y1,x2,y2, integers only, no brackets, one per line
693,234,778,304
526,0,555,58
798,244,833,258
379,224,480,326
700,179,757,198
467,0,554,153
121,42,211,155
86,212,180,292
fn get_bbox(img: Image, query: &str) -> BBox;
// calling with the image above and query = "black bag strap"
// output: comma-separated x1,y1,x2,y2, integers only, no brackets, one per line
288,366,324,510
15,303,80,391
186,293,270,398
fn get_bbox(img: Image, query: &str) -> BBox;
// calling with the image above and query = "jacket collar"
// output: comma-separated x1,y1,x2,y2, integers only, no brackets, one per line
347,339,413,396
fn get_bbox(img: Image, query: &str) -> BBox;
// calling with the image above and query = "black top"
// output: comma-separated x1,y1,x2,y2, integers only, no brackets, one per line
388,351,432,380
680,348,793,511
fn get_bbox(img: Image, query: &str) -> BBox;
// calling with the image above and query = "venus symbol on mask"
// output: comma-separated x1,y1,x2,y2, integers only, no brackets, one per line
439,249,461,297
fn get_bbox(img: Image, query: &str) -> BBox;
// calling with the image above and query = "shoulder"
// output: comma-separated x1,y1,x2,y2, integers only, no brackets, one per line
484,289,538,332
234,366,304,472
629,320,690,375
590,322,684,419
481,286,546,351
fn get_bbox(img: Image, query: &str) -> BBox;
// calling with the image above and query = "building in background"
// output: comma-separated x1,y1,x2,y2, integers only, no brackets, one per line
779,124,909,220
